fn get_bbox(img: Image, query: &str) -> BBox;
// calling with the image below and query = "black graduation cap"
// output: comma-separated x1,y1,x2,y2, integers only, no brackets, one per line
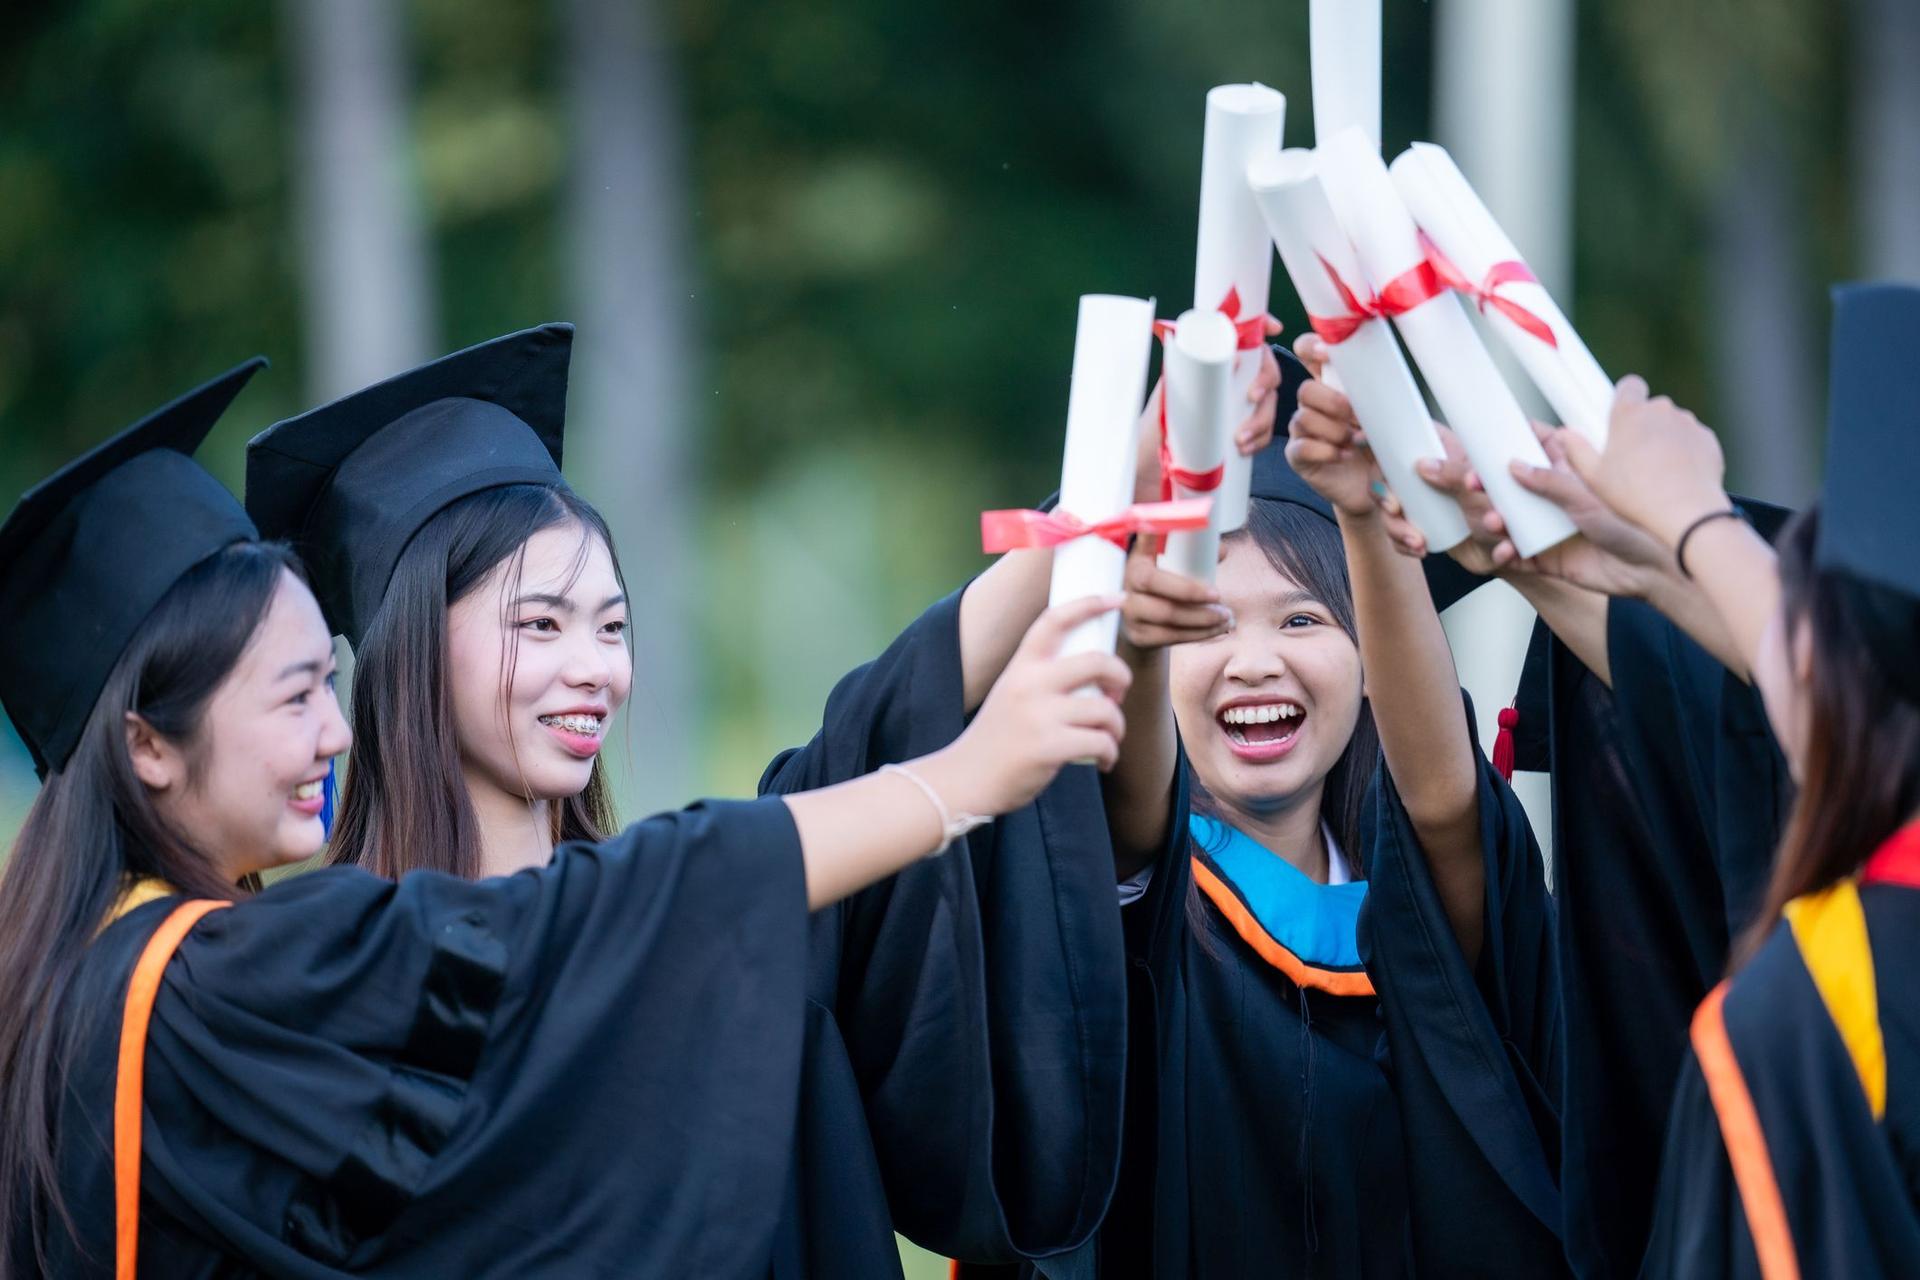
0,360,265,777
1816,283,1920,601
246,323,572,645
1256,345,1485,614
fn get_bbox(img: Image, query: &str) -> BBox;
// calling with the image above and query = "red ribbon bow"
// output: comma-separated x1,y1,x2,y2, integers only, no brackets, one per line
1306,254,1385,345
1152,286,1269,351
1151,284,1269,500
1155,382,1226,501
980,498,1214,554
1417,233,1559,349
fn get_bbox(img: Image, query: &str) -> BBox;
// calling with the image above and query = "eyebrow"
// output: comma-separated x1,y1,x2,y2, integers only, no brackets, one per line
512,593,628,612
1271,589,1325,611
275,659,326,682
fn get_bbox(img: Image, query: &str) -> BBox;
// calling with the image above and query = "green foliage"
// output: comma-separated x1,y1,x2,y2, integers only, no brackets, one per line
0,0,1867,803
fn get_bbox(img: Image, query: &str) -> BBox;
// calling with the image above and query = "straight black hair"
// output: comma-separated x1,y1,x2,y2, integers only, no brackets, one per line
1736,505,1920,964
0,540,301,1277
328,483,625,881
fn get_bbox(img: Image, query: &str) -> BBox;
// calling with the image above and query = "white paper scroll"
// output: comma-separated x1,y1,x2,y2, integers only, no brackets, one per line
1248,149,1470,551
1050,294,1157,660
1316,126,1574,557
1158,309,1237,583
1192,83,1285,533
1309,0,1381,150
1391,142,1613,447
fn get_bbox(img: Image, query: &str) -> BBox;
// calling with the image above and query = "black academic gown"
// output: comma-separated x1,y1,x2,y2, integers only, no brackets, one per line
27,799,809,1279
758,588,1128,1277
1640,880,1920,1276
1535,600,1793,1279
1002,723,1562,1280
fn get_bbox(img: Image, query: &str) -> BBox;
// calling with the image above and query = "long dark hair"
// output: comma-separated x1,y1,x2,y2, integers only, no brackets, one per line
0,540,302,1276
1735,506,1920,963
1189,497,1382,871
328,483,625,881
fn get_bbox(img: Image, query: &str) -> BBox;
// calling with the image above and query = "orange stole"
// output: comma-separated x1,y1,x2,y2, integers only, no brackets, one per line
115,899,230,1280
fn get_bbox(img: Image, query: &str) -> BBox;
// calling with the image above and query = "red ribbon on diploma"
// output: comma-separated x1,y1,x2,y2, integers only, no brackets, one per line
1307,254,1385,345
981,498,1214,554
1153,287,1269,351
1151,285,1269,500
1417,233,1559,349
1304,238,1558,351
1156,382,1225,501
1307,253,1443,338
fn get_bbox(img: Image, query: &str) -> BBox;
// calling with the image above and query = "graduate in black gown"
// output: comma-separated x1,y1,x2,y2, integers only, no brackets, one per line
0,364,1135,1278
1349,349,1799,1278
242,324,1285,1278
966,346,1563,1279
1552,282,1920,1277
754,336,1290,1276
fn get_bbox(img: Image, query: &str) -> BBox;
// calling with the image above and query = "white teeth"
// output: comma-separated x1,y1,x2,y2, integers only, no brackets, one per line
1219,703,1303,726
540,713,603,736
293,780,322,801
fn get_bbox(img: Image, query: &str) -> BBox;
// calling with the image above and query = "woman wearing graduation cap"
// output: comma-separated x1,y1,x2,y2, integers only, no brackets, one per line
0,362,1136,1278
1547,282,1920,1276
963,346,1565,1279
246,323,1258,1276
1296,325,1799,1279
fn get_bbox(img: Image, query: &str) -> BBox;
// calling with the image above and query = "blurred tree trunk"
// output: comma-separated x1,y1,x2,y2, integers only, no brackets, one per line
562,0,698,813
1708,123,1820,504
282,0,435,399
1852,0,1920,281
1434,0,1576,863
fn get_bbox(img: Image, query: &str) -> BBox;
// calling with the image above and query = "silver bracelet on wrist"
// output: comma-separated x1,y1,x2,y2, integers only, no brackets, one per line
880,762,991,853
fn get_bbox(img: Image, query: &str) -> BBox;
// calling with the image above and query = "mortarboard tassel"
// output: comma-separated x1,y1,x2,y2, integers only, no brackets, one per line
1492,704,1519,782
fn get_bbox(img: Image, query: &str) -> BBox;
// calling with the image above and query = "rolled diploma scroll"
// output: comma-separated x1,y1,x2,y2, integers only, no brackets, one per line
1316,126,1574,557
1050,294,1157,662
1247,149,1470,551
1159,309,1238,583
1309,0,1381,149
1192,83,1286,533
1390,142,1614,447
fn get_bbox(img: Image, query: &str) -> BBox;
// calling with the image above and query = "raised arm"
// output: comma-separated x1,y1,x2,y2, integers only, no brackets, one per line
789,593,1130,907
1289,377,1486,960
1560,377,1780,677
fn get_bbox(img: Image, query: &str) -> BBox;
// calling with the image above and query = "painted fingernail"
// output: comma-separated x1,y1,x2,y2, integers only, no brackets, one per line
1370,481,1389,500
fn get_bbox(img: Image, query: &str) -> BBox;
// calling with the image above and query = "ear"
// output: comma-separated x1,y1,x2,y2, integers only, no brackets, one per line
124,711,185,793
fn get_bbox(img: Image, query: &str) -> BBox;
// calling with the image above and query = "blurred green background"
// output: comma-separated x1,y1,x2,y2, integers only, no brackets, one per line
1,3,1911,1271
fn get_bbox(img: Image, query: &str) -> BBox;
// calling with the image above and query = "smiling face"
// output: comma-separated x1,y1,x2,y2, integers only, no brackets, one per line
139,570,352,880
1169,534,1365,826
445,521,633,812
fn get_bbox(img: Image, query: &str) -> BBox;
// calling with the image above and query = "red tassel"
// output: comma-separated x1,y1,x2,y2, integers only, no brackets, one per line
1492,705,1519,781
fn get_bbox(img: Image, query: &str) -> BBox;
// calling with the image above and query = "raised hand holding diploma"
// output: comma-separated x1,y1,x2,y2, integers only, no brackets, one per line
978,295,1213,673
1248,147,1470,551
1192,82,1286,532
1391,143,1615,447
1316,125,1575,557
1558,376,1730,549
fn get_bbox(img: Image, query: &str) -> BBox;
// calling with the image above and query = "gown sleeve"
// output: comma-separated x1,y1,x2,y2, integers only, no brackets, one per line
759,588,1127,1267
1356,713,1569,1277
113,797,810,1279
1605,598,1792,935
